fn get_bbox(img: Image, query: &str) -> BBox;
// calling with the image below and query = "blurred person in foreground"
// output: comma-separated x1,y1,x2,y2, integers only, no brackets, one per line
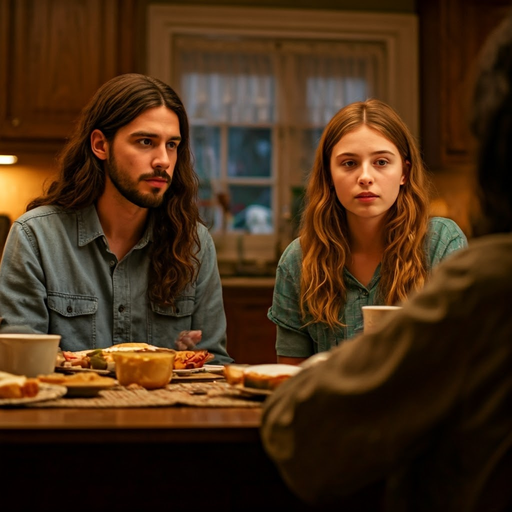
268,98,467,365
261,12,512,512
0,73,232,365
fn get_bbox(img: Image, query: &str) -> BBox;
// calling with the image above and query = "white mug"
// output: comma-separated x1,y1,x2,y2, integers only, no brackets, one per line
0,334,61,377
362,306,402,335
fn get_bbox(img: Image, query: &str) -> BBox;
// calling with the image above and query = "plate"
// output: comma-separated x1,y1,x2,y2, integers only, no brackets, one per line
232,385,272,397
55,366,113,376
0,383,67,407
173,364,224,376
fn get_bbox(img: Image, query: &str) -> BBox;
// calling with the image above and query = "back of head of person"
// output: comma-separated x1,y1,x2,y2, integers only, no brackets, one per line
471,12,512,235
28,73,201,305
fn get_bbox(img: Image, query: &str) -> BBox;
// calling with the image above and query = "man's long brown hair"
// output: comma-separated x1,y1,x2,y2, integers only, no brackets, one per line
299,99,431,329
28,73,201,306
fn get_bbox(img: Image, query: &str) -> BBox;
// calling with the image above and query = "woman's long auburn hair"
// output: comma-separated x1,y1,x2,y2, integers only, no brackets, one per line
299,99,431,329
28,73,202,306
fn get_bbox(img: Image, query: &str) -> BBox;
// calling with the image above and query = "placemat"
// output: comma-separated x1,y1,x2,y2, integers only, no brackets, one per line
26,382,264,408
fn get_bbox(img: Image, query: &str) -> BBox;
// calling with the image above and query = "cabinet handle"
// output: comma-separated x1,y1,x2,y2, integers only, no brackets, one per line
11,118,21,127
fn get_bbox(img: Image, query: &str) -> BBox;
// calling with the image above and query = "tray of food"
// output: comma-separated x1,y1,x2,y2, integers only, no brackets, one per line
55,343,216,376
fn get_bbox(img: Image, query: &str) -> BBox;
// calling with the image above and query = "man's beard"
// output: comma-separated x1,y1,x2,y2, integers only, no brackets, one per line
106,152,171,208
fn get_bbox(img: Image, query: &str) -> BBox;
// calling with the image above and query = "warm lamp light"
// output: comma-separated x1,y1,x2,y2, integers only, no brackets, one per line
0,155,18,165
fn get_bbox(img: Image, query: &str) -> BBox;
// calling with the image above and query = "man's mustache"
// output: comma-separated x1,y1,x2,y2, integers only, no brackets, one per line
139,170,171,182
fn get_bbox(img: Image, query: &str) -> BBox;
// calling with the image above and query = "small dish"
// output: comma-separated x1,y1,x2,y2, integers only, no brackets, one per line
64,381,117,398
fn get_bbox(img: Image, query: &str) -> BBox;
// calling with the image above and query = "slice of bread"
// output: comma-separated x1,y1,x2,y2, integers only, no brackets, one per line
223,364,250,385
224,364,302,391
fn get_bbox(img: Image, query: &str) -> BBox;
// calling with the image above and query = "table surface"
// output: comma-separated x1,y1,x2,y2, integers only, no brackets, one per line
0,404,263,443
0,388,382,512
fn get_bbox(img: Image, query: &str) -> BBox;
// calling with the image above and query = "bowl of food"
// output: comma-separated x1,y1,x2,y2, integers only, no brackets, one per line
0,333,61,378
113,351,176,389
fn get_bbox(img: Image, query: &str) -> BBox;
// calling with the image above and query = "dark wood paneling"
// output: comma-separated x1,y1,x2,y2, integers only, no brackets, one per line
0,0,138,153
419,0,510,171
223,285,277,364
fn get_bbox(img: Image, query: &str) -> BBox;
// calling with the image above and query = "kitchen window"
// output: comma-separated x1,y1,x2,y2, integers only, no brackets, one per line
147,6,418,273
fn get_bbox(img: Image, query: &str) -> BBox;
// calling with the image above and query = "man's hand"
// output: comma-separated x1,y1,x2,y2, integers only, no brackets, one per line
175,330,202,351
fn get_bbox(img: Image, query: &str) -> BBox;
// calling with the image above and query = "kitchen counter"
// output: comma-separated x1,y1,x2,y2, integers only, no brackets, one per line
221,276,275,288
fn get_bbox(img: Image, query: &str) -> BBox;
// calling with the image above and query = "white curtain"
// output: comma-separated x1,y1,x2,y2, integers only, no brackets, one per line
174,36,387,126
175,38,275,123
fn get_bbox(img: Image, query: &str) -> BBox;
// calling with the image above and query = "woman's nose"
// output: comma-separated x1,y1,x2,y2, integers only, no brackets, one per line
358,165,374,185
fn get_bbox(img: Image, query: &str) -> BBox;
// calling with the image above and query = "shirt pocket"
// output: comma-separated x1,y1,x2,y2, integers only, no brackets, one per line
149,296,195,345
47,292,98,348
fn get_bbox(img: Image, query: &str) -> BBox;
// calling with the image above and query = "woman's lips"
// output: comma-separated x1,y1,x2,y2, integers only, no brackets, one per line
355,192,378,202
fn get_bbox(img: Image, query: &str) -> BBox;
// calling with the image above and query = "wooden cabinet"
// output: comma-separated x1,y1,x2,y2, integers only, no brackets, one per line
0,0,137,154
418,0,510,171
222,280,277,365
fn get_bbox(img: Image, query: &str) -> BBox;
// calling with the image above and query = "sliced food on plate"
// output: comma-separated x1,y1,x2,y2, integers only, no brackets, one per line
223,364,302,393
0,370,39,399
173,349,214,369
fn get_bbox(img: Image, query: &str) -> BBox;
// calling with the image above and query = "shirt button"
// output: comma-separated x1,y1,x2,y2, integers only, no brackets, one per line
118,305,125,313
362,291,369,297
67,306,73,313
109,260,116,267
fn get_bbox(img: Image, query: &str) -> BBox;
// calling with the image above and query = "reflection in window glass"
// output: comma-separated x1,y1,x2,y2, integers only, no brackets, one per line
191,126,221,182
230,185,272,233
191,126,221,228
228,127,272,178
301,127,324,176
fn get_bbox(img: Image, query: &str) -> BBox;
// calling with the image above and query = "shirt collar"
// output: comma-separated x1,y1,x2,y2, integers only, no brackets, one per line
76,204,154,248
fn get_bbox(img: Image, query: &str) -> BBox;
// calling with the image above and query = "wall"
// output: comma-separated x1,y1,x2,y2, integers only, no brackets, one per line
0,160,57,222
142,0,415,13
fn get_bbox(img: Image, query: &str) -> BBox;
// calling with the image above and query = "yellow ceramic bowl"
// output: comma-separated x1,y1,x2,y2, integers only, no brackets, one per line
113,351,175,389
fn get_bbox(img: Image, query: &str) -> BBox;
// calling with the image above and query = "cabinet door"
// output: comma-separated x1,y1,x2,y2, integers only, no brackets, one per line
0,0,136,151
419,0,510,171
223,286,277,365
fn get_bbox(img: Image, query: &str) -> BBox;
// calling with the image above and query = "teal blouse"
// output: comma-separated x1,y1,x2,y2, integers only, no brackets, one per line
268,217,468,357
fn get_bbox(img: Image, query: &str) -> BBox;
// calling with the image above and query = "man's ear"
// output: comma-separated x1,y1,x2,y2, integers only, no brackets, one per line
91,129,108,161
400,160,411,185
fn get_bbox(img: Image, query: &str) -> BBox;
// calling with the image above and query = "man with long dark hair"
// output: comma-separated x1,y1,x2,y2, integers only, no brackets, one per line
261,11,512,512
0,73,232,364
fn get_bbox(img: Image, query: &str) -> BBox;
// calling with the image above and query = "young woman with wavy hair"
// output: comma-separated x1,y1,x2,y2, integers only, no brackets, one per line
0,73,232,364
268,99,467,365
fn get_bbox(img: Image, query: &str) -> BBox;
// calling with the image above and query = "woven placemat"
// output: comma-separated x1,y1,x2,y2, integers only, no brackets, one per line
27,382,264,408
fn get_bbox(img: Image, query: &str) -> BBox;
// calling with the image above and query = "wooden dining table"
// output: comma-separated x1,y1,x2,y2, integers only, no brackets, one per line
0,384,384,512
0,395,322,512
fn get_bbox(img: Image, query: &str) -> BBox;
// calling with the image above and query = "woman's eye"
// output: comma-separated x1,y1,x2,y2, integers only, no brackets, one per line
375,159,388,167
342,160,356,168
138,138,152,147
167,141,177,150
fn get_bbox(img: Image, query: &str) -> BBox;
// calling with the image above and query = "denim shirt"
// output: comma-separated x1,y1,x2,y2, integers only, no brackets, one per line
0,204,233,365
268,217,468,358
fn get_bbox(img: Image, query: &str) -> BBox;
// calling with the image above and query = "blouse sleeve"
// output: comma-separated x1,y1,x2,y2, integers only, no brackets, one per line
267,239,315,358
426,217,468,269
